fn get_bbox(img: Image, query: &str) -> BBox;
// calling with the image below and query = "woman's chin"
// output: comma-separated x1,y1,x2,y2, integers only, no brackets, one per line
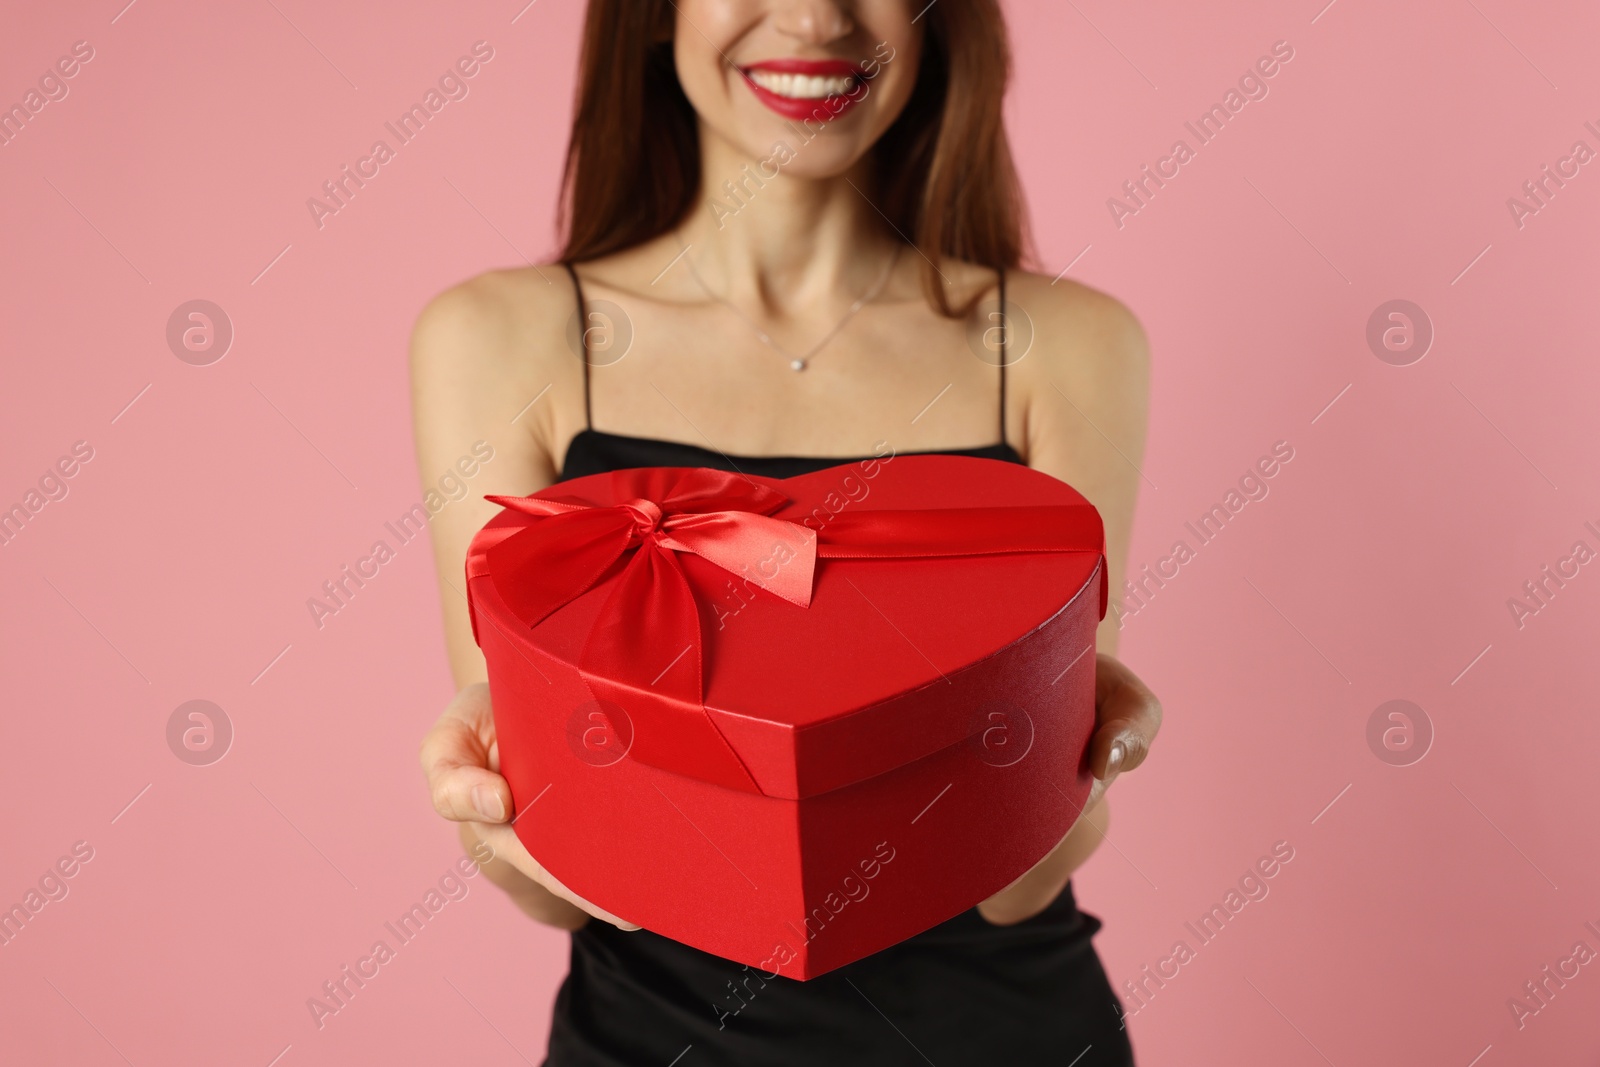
705,116,879,182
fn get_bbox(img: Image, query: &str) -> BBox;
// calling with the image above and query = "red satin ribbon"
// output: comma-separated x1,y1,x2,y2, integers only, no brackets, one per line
467,467,1104,794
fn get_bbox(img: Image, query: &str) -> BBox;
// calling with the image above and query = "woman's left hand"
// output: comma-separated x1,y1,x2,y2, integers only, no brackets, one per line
1080,653,1162,812
976,653,1162,925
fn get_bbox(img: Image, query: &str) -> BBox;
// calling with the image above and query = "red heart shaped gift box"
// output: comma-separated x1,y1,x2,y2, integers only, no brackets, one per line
465,453,1105,980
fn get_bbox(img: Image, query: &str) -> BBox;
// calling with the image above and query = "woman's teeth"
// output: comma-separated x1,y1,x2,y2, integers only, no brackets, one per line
746,70,857,99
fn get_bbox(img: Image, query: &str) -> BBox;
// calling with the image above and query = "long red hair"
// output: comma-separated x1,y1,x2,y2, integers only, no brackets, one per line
557,1,1030,316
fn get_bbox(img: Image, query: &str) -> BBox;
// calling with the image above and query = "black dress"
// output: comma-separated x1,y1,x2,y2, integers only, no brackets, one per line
542,265,1135,1067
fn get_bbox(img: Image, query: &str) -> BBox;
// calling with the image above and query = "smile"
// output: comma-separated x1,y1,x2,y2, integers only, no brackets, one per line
746,70,858,99
739,59,871,122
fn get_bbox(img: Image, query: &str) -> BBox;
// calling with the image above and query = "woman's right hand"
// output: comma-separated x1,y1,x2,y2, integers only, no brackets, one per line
420,682,641,932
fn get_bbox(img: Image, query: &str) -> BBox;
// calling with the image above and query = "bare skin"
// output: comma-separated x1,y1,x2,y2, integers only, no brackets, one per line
413,0,1162,934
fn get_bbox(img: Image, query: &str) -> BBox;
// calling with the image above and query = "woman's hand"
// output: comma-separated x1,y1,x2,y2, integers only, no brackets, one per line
976,653,1162,925
1079,652,1162,813
419,682,641,931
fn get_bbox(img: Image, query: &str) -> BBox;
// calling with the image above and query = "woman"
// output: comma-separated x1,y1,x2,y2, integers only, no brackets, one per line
413,1,1162,1063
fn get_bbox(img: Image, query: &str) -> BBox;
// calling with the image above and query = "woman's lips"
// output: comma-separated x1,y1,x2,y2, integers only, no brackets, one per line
739,58,871,123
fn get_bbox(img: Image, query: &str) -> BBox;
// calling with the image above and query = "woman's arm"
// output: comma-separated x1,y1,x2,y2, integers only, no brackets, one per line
977,274,1162,925
410,274,562,686
411,271,630,930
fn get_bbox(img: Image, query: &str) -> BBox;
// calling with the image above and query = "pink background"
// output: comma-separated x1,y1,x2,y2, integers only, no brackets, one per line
3,0,1597,1063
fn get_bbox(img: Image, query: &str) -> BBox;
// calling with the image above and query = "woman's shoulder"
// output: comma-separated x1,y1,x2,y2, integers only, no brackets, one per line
408,264,585,450
411,265,576,369
996,267,1150,400
932,259,1149,390
1004,267,1147,362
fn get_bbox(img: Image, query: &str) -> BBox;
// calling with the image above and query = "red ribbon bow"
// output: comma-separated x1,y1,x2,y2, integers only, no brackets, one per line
467,467,1104,794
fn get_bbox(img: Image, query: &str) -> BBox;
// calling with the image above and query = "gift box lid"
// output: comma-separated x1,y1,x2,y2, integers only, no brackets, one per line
466,454,1104,800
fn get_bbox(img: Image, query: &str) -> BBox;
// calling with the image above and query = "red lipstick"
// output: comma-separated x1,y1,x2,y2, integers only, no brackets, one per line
739,58,872,123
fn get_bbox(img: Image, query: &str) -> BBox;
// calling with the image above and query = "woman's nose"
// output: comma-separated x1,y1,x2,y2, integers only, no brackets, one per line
771,0,856,44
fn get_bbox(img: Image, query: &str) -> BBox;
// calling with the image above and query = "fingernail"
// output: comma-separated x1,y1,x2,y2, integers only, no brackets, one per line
472,785,505,821
1108,741,1126,772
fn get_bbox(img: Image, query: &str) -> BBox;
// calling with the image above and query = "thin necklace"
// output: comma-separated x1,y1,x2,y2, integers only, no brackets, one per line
676,238,902,372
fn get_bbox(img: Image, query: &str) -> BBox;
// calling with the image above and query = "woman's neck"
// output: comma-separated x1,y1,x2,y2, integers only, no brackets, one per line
676,130,902,314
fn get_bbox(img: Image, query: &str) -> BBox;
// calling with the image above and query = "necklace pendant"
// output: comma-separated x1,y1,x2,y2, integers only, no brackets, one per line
790,359,806,372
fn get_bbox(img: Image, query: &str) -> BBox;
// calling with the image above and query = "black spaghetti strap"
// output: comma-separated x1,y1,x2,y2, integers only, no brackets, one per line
563,262,592,430
997,268,1008,448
